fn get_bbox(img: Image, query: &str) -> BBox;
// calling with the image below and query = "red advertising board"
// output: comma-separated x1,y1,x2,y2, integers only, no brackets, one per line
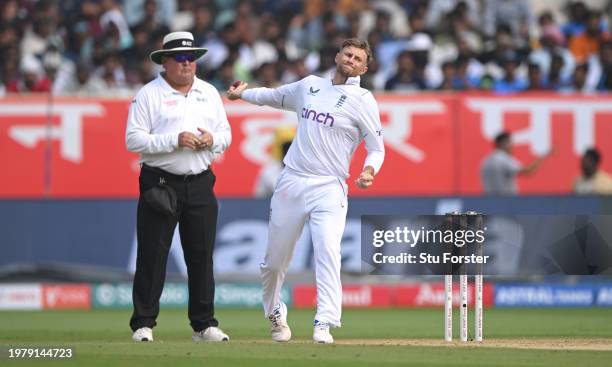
293,283,494,308
1,93,611,198
458,94,612,194
42,284,91,310
293,284,393,308
395,283,494,307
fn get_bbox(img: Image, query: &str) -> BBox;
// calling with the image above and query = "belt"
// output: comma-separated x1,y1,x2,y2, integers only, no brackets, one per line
142,164,211,181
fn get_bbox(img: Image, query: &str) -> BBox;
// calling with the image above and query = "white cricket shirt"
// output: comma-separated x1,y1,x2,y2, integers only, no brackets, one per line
125,74,231,175
242,75,385,179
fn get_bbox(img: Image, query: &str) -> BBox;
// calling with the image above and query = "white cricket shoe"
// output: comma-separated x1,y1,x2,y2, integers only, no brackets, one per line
132,327,153,342
192,326,230,342
313,320,334,344
268,302,291,342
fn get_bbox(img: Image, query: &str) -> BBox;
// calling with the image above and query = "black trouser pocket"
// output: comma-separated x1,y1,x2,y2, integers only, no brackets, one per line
142,183,178,217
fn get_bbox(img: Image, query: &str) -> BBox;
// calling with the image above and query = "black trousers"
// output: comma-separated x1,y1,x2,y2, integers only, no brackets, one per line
130,164,219,332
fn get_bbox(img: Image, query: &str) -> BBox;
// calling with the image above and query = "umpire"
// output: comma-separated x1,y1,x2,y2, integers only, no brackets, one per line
125,31,231,342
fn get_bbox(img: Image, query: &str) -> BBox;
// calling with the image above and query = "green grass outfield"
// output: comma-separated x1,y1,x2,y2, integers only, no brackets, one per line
1,308,611,366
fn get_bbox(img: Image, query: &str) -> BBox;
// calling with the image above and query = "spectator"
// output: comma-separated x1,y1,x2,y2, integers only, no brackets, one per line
5,55,51,93
480,131,553,195
253,62,280,88
453,55,480,89
121,25,152,83
583,40,612,91
437,61,456,90
305,1,348,51
526,63,548,90
0,45,20,90
100,0,133,50
595,40,612,90
478,25,523,79
558,63,590,93
574,148,612,194
124,0,176,28
2,0,612,95
493,55,528,93
281,58,310,84
406,32,441,88
384,50,426,91
547,53,568,90
134,0,170,41
425,0,480,35
53,61,92,95
478,73,495,90
373,10,394,42
529,11,576,86
208,59,235,91
569,10,610,64
189,6,216,45
483,0,534,48
562,1,590,40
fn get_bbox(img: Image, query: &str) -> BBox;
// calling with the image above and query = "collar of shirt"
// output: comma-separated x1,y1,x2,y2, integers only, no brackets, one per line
330,73,360,86
156,73,205,97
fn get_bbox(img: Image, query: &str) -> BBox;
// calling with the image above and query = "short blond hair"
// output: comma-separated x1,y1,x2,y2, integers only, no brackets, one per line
340,38,373,64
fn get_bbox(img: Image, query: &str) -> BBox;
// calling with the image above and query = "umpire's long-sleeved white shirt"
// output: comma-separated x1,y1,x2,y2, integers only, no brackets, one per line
125,74,231,175
242,75,385,179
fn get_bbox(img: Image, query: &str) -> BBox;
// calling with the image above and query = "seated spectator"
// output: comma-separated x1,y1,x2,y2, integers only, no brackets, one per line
100,0,133,50
483,0,534,49
453,56,480,90
595,41,612,91
558,63,590,93
5,55,51,93
574,148,612,195
569,10,610,64
479,73,495,90
529,12,576,86
384,50,426,91
436,61,456,90
493,55,527,93
209,59,236,91
121,25,152,84
425,0,480,35
253,62,280,88
526,63,548,90
53,61,92,95
562,1,590,40
546,53,570,90
132,0,170,34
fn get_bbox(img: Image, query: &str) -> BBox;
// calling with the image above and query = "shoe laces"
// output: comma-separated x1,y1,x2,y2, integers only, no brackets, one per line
314,320,329,331
268,307,282,328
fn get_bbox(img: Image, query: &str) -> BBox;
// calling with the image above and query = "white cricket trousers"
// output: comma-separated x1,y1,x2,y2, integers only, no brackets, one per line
260,168,348,327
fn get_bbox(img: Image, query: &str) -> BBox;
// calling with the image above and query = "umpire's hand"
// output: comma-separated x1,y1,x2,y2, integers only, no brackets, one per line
178,131,202,150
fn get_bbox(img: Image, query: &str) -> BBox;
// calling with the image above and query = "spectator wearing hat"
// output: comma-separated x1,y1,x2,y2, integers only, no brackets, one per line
126,31,231,343
5,54,51,93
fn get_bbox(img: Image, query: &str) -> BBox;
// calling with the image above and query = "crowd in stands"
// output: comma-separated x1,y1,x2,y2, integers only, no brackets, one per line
1,0,611,96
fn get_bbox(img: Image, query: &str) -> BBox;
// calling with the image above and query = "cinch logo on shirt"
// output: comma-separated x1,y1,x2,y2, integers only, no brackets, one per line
301,108,335,127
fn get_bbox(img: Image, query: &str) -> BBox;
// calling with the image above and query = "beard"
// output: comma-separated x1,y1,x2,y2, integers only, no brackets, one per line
337,63,361,78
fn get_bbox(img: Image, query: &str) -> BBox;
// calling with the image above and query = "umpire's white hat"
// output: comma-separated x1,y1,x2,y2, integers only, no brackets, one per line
149,31,208,65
